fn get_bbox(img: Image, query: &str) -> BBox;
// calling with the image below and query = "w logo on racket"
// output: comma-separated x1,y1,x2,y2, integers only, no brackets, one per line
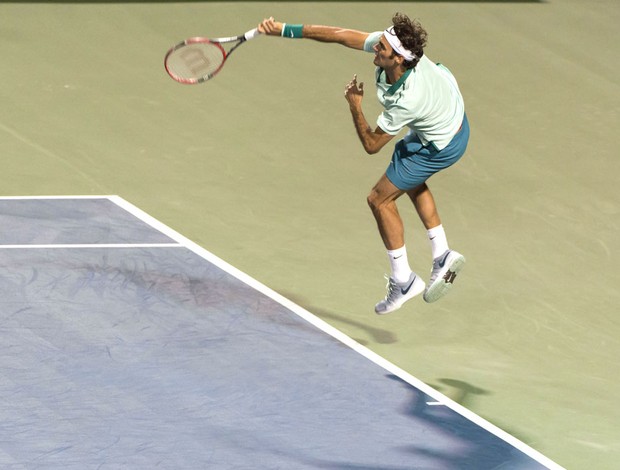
179,48,212,76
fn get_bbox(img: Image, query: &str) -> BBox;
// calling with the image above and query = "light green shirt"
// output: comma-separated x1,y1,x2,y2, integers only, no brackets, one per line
363,31,465,150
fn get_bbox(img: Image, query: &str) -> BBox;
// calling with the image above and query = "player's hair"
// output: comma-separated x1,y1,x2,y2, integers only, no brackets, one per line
392,13,428,69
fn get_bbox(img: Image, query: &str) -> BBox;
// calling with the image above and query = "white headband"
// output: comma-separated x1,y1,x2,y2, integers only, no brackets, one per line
383,26,416,62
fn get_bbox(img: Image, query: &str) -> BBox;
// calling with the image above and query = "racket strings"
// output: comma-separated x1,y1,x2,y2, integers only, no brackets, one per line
166,41,225,83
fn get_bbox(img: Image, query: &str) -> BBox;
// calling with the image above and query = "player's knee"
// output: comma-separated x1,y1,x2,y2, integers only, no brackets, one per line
367,190,383,213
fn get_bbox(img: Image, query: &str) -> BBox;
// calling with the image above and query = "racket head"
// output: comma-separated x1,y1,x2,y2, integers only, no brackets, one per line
164,38,226,84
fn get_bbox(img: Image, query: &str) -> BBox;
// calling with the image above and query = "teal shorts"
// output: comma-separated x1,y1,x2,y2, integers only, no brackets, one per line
386,113,469,191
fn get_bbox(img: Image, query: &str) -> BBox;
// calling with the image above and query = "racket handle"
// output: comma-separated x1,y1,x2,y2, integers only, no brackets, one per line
244,28,260,41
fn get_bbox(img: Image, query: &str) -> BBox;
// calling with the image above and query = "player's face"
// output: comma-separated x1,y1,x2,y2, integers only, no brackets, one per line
373,36,399,68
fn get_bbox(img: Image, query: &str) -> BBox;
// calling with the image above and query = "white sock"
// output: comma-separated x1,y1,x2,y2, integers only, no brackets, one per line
427,225,449,259
387,246,413,283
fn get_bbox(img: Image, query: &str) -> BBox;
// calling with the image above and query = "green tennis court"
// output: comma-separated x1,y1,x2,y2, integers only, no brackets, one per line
1,1,618,468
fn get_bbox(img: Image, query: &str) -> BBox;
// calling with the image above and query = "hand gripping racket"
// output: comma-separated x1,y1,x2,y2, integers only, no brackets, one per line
164,28,260,84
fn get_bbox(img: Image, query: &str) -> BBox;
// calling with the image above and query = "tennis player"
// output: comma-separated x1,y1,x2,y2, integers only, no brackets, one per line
258,14,469,314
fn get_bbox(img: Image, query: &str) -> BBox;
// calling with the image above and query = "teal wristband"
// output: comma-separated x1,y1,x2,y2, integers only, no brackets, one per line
281,23,303,39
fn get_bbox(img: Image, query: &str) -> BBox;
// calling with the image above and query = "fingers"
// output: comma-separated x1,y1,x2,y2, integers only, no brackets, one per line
344,75,363,93
258,17,282,35
344,74,364,101
257,17,272,34
344,80,353,97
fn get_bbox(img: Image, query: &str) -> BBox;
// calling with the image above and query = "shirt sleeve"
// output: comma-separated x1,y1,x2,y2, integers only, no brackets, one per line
363,31,383,52
377,104,410,135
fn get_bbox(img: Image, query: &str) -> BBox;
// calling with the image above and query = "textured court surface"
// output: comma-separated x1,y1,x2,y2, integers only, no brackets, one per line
0,197,558,469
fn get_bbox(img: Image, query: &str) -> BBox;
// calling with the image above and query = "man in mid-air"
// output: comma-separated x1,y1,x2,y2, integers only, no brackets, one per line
259,13,470,314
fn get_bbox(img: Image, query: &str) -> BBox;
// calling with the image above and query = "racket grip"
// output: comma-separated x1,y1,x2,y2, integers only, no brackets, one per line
244,28,260,41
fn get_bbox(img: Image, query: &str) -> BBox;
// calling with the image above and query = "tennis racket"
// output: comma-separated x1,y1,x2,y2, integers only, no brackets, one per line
164,28,260,84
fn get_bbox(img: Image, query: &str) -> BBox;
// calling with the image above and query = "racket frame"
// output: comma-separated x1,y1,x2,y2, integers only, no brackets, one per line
164,28,259,84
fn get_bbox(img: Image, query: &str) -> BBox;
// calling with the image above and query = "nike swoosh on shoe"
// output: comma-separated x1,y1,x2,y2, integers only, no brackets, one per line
437,251,451,268
400,277,416,295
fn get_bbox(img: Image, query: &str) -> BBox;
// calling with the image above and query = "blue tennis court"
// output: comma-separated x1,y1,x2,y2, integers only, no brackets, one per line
0,196,563,469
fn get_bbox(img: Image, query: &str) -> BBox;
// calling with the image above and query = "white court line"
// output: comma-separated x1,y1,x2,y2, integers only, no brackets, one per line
107,194,566,470
0,244,181,249
0,196,182,250
0,195,112,200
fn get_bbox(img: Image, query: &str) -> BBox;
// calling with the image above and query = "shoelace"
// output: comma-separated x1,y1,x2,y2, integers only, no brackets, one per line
383,276,400,303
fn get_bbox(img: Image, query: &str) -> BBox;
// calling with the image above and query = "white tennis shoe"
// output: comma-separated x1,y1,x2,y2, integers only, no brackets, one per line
375,272,425,315
423,250,466,303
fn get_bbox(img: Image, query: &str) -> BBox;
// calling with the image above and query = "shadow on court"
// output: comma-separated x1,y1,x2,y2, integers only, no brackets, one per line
388,375,541,470
431,378,492,407
298,375,545,469
280,291,399,345
426,377,542,459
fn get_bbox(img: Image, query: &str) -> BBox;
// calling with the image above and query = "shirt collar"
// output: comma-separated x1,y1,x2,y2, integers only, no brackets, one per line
378,68,413,95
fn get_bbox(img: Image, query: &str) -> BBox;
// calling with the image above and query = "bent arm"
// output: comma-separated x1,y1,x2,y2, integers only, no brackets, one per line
350,108,395,154
259,17,369,50
344,75,394,154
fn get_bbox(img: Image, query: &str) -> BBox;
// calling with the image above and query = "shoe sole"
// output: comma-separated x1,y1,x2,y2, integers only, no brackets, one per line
423,255,465,303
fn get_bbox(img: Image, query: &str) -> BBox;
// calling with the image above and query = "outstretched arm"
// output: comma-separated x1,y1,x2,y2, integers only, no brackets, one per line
258,17,369,50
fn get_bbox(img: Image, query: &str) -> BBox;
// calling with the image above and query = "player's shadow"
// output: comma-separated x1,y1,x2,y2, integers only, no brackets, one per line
279,291,399,345
429,377,491,408
429,377,535,445
385,374,543,469
294,375,543,469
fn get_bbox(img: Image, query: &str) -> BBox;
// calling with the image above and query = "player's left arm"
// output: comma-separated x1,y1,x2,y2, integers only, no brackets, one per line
344,75,394,154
